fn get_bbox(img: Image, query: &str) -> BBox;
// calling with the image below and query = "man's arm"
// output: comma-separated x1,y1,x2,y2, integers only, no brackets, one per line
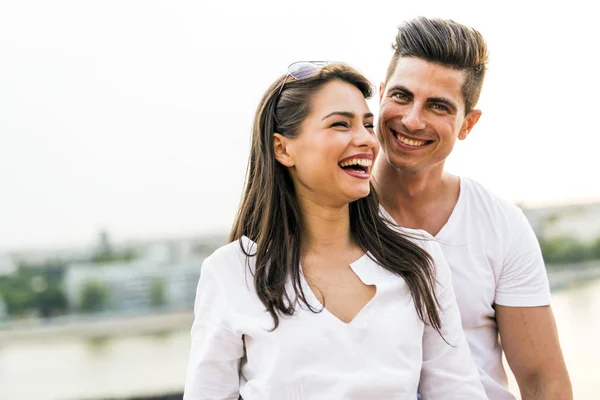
496,305,572,400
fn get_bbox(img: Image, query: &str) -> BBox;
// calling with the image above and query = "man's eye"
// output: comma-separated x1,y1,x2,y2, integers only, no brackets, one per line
364,123,375,129
392,92,409,101
432,104,449,112
331,121,349,128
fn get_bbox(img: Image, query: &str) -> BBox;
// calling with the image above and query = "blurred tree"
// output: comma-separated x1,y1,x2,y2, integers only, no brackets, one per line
122,248,139,262
591,236,600,260
80,280,109,312
35,285,68,318
149,277,167,308
90,247,140,264
0,261,71,318
0,285,34,316
539,236,591,264
0,266,35,316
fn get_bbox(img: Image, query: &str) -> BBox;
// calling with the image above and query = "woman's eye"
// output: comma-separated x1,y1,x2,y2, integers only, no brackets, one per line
364,123,374,129
331,121,349,128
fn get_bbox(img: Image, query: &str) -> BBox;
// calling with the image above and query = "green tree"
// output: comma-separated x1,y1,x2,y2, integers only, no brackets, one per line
149,277,167,308
28,264,68,318
80,281,109,312
90,247,139,264
0,266,35,317
35,285,68,318
0,261,70,319
539,236,591,264
1,286,34,316
591,236,600,260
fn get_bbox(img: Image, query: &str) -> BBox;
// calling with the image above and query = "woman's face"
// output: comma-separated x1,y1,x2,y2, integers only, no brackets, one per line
275,80,379,208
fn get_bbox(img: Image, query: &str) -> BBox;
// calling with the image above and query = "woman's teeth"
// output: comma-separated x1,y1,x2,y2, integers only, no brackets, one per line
339,159,373,168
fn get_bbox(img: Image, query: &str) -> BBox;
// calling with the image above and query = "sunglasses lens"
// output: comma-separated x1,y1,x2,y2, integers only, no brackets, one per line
288,62,321,80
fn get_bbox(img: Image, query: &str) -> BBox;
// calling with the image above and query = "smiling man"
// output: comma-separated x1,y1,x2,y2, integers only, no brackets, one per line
372,17,572,400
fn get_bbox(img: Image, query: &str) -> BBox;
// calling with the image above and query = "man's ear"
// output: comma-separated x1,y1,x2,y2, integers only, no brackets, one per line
458,109,482,140
273,133,295,167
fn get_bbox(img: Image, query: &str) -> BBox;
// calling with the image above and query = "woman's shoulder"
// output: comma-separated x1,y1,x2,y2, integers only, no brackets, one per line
202,236,257,281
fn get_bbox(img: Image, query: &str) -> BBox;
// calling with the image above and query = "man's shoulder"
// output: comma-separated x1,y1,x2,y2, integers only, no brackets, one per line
460,176,525,223
378,206,436,251
398,226,435,250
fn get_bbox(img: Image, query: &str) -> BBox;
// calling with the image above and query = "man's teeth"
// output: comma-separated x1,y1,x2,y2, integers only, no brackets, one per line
339,158,373,168
396,134,427,147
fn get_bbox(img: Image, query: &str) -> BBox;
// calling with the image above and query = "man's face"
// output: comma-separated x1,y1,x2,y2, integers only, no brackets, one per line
378,57,480,173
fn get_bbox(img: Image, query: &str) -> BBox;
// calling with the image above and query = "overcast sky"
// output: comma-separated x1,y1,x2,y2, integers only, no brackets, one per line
1,0,598,251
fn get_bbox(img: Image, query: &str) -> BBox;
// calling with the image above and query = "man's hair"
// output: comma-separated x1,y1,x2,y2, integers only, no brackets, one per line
385,17,488,115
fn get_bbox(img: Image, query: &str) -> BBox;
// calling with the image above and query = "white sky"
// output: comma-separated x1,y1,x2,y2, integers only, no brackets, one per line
1,0,598,250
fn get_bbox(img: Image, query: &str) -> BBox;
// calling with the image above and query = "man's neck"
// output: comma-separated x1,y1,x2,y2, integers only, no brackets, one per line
372,157,460,236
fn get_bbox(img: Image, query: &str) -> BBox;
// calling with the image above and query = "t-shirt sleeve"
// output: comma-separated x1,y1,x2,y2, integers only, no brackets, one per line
419,240,487,399
183,257,244,400
494,208,551,307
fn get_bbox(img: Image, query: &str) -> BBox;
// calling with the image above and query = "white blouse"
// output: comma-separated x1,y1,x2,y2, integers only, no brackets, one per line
183,233,487,400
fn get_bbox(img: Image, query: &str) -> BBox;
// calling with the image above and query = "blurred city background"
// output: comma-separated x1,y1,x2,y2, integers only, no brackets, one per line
1,1,598,399
2,204,600,399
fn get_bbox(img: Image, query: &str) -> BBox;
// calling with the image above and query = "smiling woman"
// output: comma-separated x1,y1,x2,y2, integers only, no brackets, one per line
182,62,487,399
273,79,377,208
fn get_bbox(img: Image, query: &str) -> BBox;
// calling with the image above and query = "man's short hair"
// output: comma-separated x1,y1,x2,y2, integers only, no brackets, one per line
385,17,488,115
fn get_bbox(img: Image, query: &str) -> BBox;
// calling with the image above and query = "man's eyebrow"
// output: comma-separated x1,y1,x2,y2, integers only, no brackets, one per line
388,84,458,112
428,97,457,112
387,85,413,97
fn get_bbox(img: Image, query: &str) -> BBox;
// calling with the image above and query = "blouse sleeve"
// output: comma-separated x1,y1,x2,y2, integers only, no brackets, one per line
419,240,488,399
183,257,244,400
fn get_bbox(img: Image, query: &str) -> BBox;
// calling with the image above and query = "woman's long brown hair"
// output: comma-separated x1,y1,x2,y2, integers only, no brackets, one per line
230,64,442,334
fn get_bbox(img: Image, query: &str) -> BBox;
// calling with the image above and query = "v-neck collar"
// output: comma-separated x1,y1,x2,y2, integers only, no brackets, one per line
434,176,465,240
378,176,466,241
299,253,382,326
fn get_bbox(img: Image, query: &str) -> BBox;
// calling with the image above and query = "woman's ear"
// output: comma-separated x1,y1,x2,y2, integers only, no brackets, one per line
273,133,295,167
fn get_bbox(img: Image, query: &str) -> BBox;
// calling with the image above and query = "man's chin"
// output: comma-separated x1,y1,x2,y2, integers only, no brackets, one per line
385,153,421,172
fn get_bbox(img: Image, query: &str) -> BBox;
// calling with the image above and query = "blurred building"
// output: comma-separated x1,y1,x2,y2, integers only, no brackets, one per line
96,229,113,255
64,240,204,313
0,254,17,276
523,201,600,242
64,261,202,312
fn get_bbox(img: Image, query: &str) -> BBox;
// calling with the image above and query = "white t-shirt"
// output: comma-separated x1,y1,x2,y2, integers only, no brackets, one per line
183,234,487,400
382,176,551,400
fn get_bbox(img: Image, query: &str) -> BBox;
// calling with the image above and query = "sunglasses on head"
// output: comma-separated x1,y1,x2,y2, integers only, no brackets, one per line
277,61,329,96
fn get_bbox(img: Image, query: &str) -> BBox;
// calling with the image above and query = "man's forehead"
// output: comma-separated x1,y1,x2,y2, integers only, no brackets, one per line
387,57,466,99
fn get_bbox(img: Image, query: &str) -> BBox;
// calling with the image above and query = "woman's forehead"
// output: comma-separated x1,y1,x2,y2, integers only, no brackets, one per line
308,81,371,118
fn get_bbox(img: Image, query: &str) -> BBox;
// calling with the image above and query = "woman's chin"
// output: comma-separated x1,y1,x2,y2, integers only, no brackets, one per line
345,187,371,203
